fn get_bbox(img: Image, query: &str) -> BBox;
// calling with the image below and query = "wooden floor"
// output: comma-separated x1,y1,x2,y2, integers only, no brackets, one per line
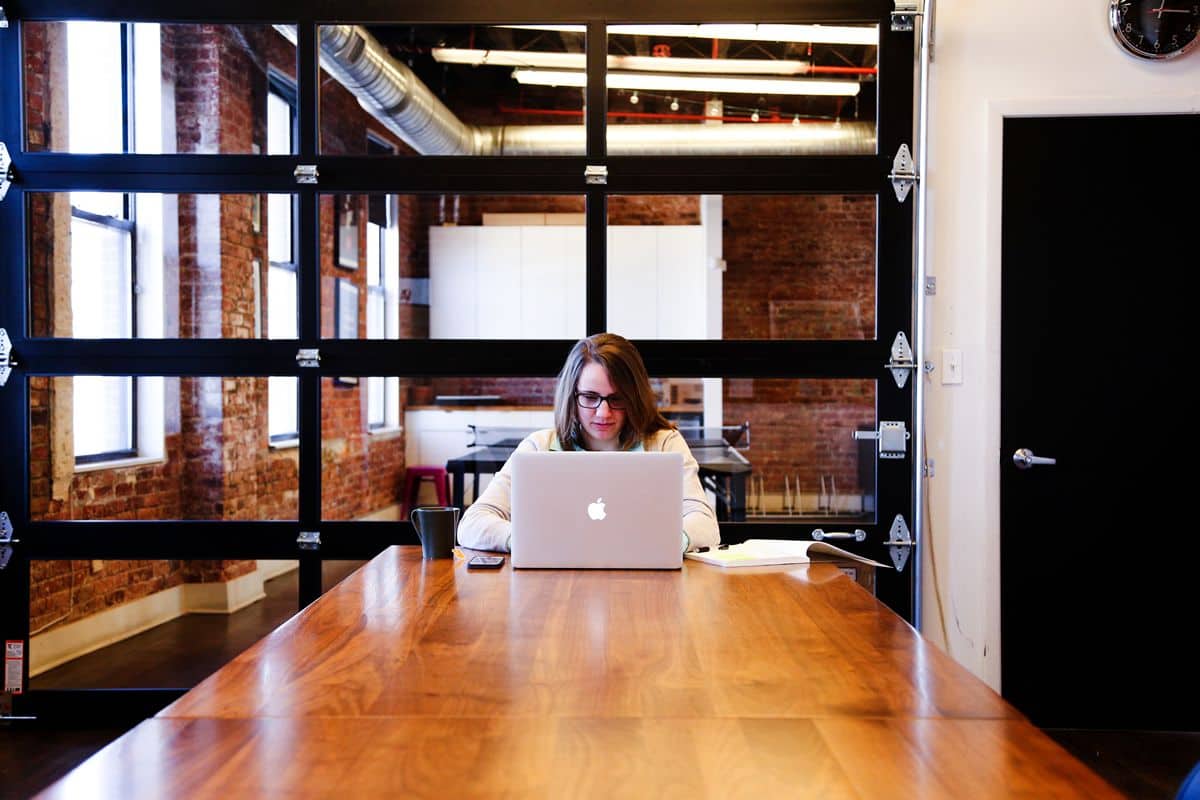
3,560,1196,799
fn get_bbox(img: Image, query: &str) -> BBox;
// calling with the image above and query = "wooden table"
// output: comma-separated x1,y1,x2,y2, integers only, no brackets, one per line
37,547,1119,798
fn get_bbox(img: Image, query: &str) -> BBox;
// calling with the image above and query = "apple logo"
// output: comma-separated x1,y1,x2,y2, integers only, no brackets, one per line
587,497,607,521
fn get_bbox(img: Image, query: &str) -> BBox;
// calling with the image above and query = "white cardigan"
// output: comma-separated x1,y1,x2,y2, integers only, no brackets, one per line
456,428,721,553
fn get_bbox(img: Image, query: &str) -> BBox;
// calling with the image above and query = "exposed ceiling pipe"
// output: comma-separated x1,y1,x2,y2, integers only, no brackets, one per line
275,24,875,156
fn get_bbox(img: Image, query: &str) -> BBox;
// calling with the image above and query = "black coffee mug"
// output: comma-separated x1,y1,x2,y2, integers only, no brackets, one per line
409,506,460,559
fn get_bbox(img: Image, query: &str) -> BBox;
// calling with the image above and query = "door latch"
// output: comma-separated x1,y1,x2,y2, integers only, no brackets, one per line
854,421,910,459
296,348,320,368
297,531,321,550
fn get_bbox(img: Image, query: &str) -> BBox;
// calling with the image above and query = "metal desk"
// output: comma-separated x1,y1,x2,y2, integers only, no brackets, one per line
445,437,751,521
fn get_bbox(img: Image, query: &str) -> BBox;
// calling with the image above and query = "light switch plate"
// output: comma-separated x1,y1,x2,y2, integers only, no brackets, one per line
942,348,963,385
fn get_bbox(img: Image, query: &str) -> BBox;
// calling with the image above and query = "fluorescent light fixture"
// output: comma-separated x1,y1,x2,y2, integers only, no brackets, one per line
512,68,861,97
433,47,812,76
500,23,879,47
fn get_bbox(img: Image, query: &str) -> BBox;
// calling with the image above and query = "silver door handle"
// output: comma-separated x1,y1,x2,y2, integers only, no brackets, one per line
1012,448,1056,469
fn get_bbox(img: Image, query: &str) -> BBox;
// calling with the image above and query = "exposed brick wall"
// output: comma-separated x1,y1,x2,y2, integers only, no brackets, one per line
725,379,875,507
723,194,876,340
26,26,413,633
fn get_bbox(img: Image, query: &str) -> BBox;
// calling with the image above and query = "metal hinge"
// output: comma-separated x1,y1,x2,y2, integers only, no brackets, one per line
923,458,935,478
891,0,920,31
584,165,608,185
0,142,13,202
0,511,14,571
889,143,916,202
886,331,915,388
296,348,320,367
0,329,14,387
293,164,319,185
886,514,913,571
854,421,910,459
297,531,321,550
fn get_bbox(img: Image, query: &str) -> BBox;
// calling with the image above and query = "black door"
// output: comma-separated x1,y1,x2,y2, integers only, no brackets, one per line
1001,113,1199,731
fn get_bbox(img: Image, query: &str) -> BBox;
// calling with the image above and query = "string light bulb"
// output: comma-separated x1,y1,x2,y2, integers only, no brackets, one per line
670,97,679,111
750,109,760,122
630,91,639,104
792,114,800,126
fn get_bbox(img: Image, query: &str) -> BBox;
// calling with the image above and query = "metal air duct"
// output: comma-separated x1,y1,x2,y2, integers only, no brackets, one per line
276,24,875,156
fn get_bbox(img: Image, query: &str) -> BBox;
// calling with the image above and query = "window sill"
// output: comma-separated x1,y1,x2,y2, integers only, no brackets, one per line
270,438,300,450
368,425,404,441
75,454,166,474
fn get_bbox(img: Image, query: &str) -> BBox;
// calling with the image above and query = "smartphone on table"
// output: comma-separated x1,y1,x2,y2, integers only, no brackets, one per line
467,555,505,569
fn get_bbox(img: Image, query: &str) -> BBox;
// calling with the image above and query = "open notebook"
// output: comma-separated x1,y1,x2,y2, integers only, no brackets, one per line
685,539,887,568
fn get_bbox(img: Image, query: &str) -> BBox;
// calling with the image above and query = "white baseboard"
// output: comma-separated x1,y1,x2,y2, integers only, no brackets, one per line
30,560,299,676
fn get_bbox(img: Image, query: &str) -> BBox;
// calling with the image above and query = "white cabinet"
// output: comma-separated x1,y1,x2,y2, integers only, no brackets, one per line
430,224,706,339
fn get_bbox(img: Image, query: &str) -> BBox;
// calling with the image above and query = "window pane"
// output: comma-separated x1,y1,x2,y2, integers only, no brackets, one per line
29,193,295,340
73,376,132,457
269,376,298,440
69,216,132,338
606,24,877,157
318,24,585,157
329,374,875,525
267,91,293,156
367,377,386,429
607,194,876,341
267,194,294,265
25,22,291,154
267,266,297,339
66,22,124,153
31,376,299,520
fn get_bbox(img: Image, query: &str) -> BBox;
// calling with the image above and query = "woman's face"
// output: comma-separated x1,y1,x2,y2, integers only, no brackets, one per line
576,361,626,451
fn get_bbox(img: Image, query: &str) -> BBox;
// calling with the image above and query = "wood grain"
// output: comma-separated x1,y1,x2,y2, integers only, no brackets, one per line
36,547,1119,798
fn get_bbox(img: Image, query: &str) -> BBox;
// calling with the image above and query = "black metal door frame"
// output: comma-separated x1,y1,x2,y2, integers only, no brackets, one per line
0,0,914,722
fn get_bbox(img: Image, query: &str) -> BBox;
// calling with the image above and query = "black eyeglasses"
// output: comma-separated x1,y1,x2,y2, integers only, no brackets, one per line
576,391,626,410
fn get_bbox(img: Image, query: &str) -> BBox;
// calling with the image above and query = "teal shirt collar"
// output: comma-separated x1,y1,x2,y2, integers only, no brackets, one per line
549,432,644,452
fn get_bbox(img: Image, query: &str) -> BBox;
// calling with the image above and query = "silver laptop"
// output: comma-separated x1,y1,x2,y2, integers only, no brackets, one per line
510,451,684,569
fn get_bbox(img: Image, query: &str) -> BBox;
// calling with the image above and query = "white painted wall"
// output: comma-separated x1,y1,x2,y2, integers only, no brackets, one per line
923,0,1199,689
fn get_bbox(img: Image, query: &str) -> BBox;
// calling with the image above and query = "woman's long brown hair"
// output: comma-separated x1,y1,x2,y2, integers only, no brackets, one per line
553,333,673,451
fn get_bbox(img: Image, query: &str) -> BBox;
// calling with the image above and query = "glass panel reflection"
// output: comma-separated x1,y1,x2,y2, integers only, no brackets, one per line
320,193,585,340
29,376,299,521
323,374,874,525
29,558,305,689
28,192,295,340
607,194,876,341
321,376,557,521
318,24,585,156
606,24,878,156
23,23,290,154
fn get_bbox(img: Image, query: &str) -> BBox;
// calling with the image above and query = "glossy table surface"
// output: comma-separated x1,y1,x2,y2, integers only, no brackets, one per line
37,547,1120,799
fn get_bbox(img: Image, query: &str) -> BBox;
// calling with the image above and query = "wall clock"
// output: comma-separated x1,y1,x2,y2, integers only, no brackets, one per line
1110,0,1200,59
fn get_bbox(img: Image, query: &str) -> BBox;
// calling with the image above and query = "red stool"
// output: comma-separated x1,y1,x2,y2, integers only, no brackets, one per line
401,465,450,517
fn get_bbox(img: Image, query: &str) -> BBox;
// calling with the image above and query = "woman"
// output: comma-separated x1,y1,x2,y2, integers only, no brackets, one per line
457,333,720,553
